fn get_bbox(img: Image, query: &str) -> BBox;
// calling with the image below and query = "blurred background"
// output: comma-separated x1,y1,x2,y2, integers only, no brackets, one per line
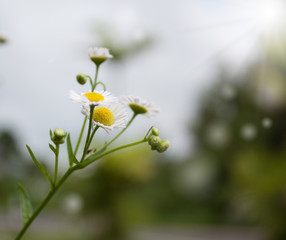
1,0,286,239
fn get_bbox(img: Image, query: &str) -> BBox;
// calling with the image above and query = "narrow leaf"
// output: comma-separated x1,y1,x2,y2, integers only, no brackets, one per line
49,143,57,155
26,145,53,185
18,184,33,224
49,129,53,138
67,134,79,166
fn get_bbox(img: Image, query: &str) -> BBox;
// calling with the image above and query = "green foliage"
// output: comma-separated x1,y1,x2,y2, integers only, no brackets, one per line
26,145,53,185
187,51,286,239
66,134,79,166
18,184,33,224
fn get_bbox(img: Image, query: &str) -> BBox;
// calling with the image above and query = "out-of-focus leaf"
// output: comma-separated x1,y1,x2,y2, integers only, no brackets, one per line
18,184,33,224
49,143,57,155
26,145,53,185
67,134,79,166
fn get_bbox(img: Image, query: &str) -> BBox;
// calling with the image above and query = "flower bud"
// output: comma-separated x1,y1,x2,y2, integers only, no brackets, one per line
156,140,170,153
151,127,160,136
76,73,87,85
148,136,161,150
51,128,67,144
54,128,67,138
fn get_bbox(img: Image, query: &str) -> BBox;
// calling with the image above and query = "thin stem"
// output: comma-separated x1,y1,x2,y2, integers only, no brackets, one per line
82,138,147,168
108,113,137,147
81,105,95,162
15,166,78,240
74,117,87,156
53,144,59,184
92,64,100,91
86,113,137,160
96,81,106,91
86,75,93,89
86,126,99,151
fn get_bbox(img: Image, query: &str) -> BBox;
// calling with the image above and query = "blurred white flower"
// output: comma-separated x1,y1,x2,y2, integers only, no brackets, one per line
240,123,257,140
121,95,160,116
62,194,83,215
262,118,272,128
88,47,113,59
88,47,113,65
206,122,230,149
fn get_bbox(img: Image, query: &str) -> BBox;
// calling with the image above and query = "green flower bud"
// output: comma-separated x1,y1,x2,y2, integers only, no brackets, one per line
151,127,160,136
157,140,170,153
54,128,67,138
148,136,161,149
151,145,157,151
76,73,87,85
51,128,67,144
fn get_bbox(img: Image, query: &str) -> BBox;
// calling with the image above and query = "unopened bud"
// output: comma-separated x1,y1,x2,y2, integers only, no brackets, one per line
51,128,67,144
54,128,67,138
151,127,160,136
76,73,87,85
148,136,161,150
157,140,170,153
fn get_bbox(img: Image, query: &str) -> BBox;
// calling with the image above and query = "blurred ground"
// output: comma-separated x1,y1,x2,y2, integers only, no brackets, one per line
0,213,264,240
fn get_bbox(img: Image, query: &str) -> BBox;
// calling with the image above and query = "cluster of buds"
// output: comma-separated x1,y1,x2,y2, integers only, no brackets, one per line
147,127,170,153
50,128,67,145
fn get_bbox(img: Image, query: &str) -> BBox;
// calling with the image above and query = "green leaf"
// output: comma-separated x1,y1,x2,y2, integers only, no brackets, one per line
49,143,57,155
18,184,33,224
67,134,79,166
26,145,53,186
49,129,53,138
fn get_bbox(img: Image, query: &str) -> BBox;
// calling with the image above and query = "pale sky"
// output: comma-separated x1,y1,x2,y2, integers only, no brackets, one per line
1,0,286,162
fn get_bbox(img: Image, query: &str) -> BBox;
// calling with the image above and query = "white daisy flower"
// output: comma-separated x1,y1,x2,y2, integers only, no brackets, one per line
69,90,117,106
81,103,129,132
88,47,113,65
120,96,160,117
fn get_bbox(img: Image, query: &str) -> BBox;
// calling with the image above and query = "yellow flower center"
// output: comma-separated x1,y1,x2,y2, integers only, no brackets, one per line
129,104,148,114
84,92,104,102
93,107,115,126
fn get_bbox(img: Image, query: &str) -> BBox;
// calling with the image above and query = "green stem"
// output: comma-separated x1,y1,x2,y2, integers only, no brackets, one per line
96,81,106,91
53,144,59,184
81,106,95,162
15,166,78,240
107,113,137,147
74,117,87,156
86,75,93,89
87,113,137,160
86,126,99,151
92,64,100,91
82,138,146,168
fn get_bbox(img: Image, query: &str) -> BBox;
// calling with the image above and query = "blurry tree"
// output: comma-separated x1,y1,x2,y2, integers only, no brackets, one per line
0,130,27,206
83,146,157,240
185,43,286,240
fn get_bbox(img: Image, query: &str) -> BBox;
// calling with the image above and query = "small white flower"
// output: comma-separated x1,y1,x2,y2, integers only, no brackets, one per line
88,47,113,59
69,90,116,106
88,47,113,65
81,103,129,132
120,96,160,117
